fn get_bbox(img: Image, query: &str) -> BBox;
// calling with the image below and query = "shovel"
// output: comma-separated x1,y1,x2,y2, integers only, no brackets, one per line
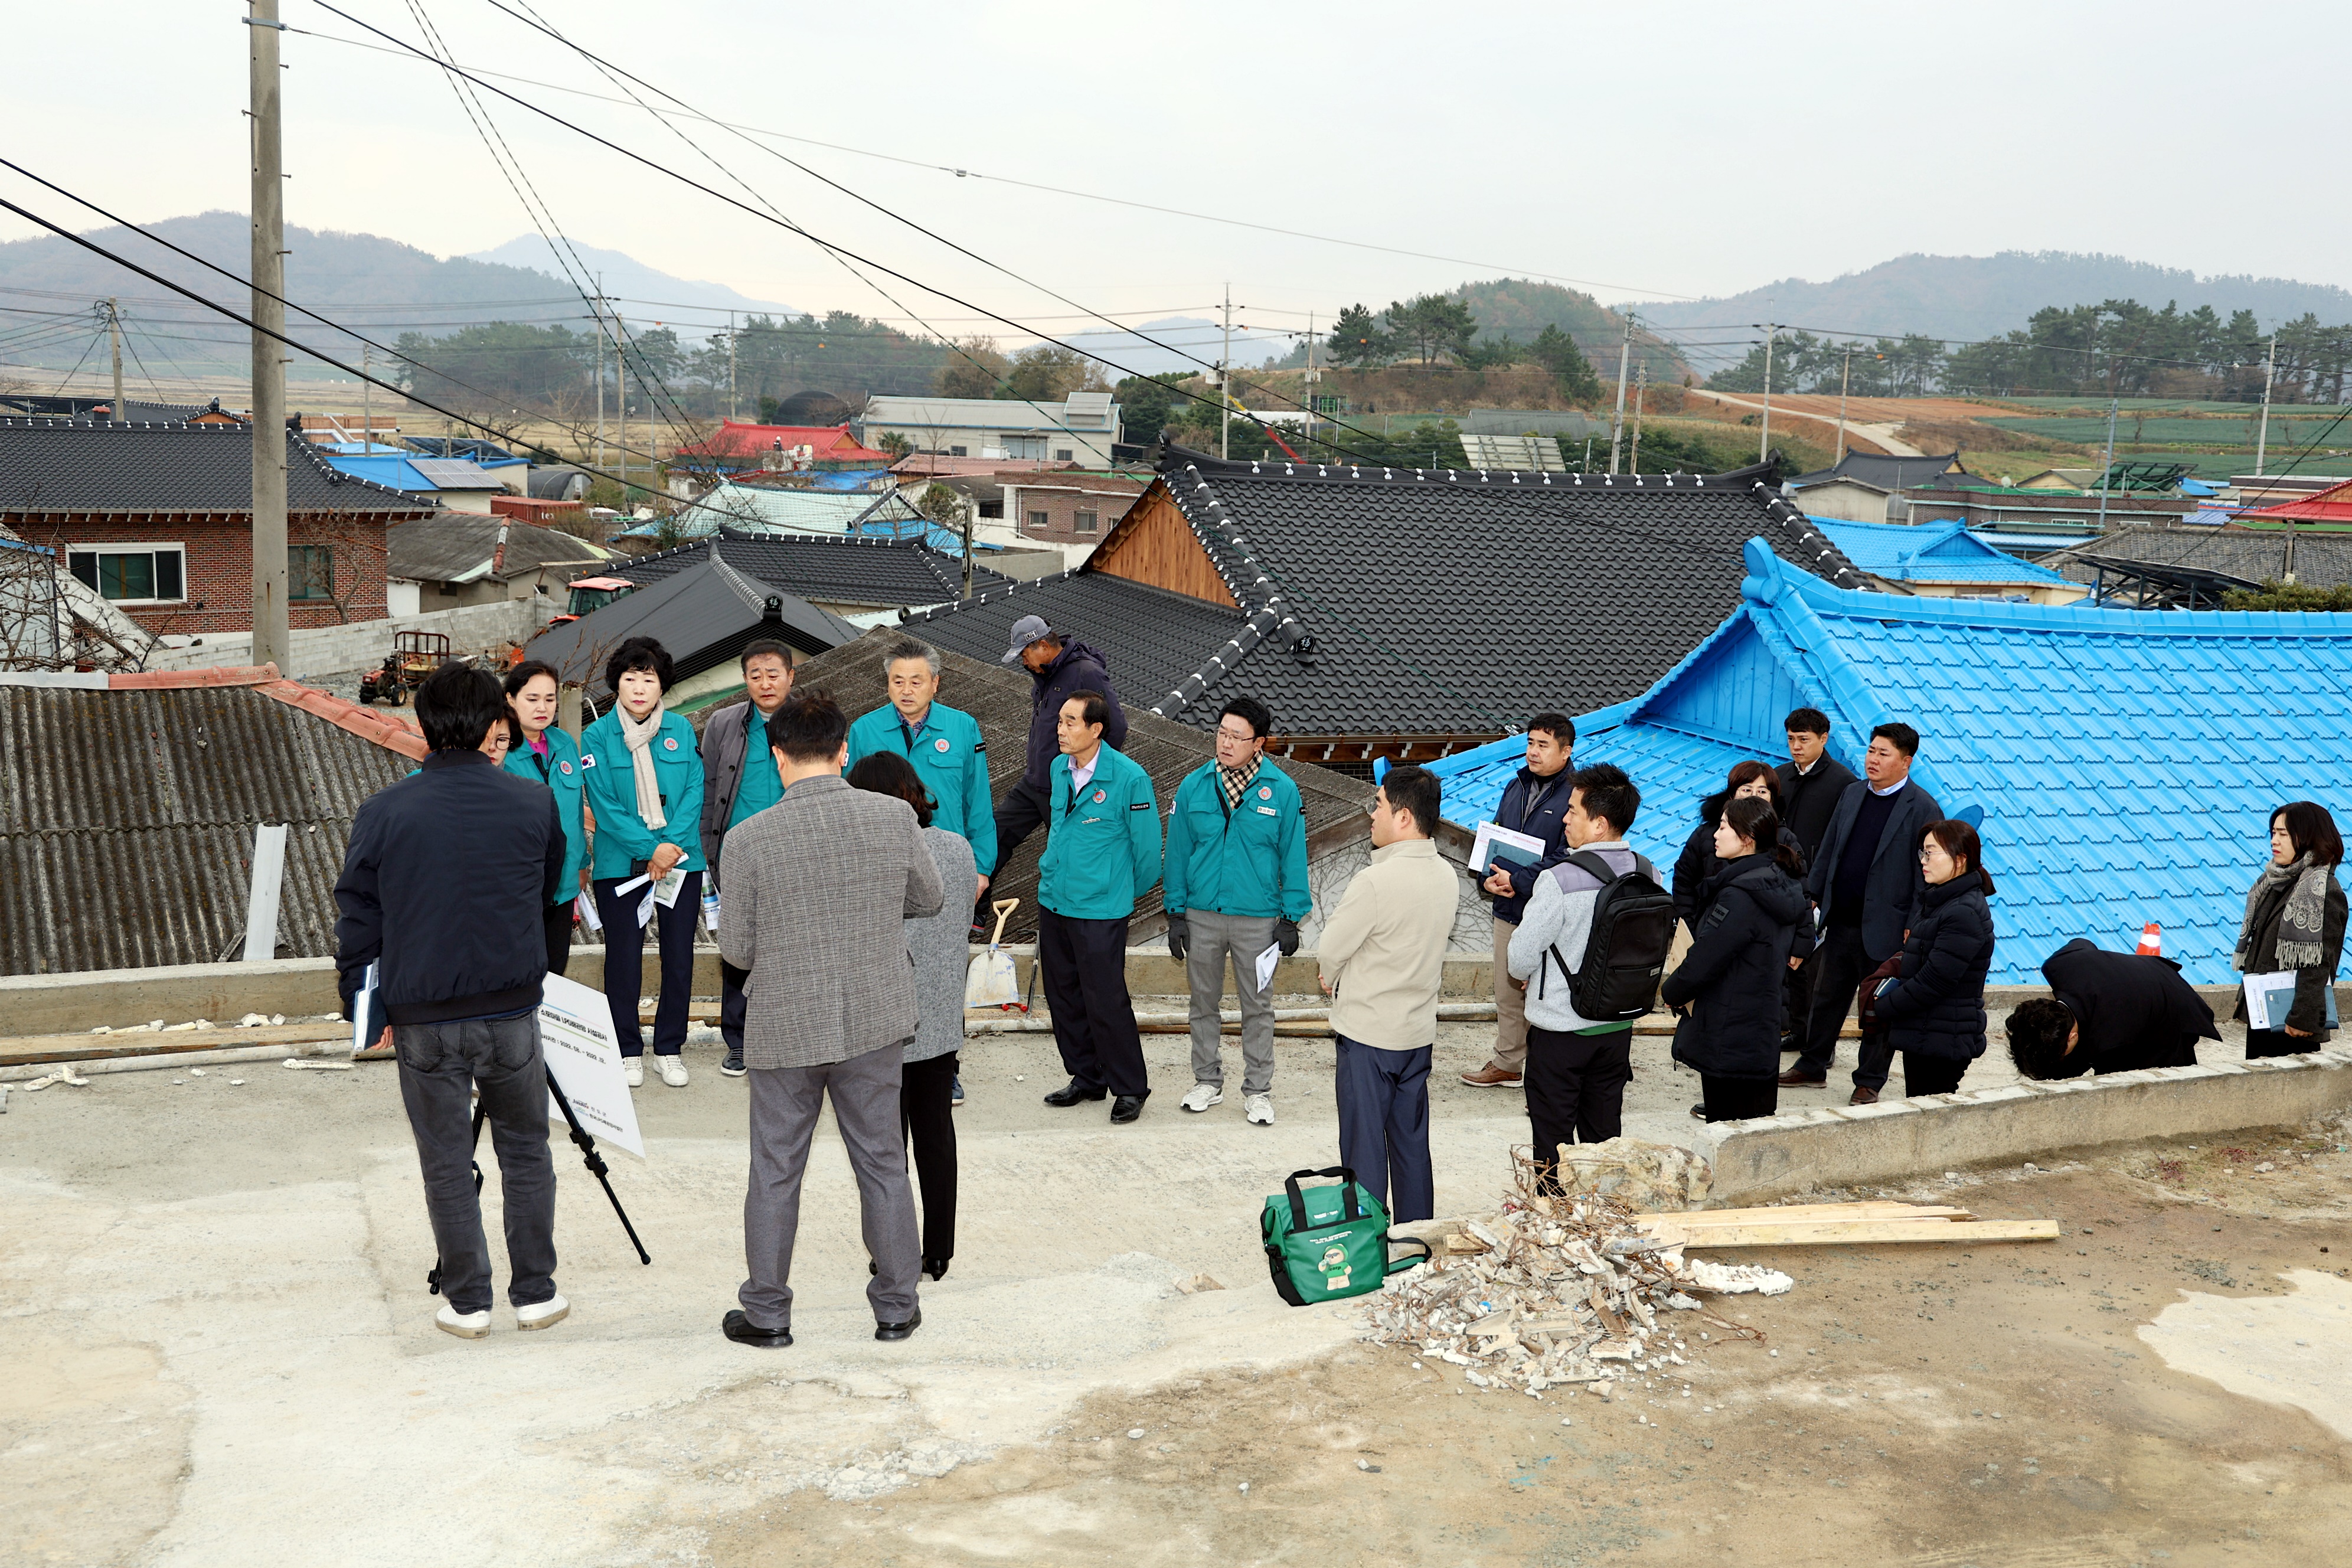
965,898,1024,1010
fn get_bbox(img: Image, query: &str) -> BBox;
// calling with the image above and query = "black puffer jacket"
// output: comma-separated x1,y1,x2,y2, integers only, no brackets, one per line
1671,790,1808,934
1874,868,1995,1060
1660,853,1811,1080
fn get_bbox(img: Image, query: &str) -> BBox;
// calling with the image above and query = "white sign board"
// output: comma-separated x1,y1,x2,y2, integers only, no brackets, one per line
538,973,645,1159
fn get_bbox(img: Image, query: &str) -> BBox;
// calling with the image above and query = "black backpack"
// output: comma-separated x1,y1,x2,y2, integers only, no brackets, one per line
1541,850,1675,1022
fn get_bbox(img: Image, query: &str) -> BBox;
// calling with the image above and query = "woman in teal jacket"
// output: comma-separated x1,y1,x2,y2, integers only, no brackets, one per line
580,636,707,1087
503,660,590,978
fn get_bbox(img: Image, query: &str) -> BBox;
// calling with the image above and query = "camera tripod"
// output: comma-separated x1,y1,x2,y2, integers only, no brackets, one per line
427,1069,650,1296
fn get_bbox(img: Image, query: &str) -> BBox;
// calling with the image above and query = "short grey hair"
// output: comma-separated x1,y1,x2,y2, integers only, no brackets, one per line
882,636,940,678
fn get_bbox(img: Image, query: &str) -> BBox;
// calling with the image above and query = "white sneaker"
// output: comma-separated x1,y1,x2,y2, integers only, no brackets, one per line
436,1304,491,1340
658,1056,690,1088
516,1293,570,1332
1245,1093,1275,1126
1178,1082,1223,1113
624,1059,645,1089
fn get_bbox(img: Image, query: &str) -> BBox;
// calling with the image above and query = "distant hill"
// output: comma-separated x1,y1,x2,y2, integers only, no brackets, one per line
1453,277,1685,383
462,235,795,326
1632,251,2352,342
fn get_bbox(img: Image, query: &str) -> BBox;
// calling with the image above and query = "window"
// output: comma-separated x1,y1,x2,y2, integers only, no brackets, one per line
949,445,968,457
68,544,185,603
1028,509,1050,531
1055,448,1074,462
1074,509,1099,534
289,545,335,601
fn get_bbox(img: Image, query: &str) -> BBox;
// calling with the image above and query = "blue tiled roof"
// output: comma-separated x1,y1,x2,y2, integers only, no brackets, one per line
1812,518,2072,585
1419,538,2352,984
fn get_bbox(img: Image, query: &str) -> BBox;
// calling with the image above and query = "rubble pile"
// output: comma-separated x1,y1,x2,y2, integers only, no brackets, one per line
1361,1151,1780,1398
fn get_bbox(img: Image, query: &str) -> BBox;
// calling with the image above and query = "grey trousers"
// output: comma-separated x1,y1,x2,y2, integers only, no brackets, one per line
740,1041,922,1329
1184,910,1279,1097
393,1012,557,1317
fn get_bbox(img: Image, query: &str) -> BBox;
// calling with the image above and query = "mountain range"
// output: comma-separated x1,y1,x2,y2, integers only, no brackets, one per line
1631,251,2352,343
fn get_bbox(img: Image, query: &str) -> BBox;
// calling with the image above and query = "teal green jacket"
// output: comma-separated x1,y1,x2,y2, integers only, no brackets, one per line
1162,759,1312,922
580,708,707,878
845,701,999,874
1038,745,1161,919
504,726,589,903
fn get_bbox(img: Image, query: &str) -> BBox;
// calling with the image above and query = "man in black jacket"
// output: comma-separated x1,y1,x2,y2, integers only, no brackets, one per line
1781,721,1940,1103
1462,714,1576,1089
2006,939,2220,1079
336,661,567,1341
1774,707,1859,1050
989,614,1131,871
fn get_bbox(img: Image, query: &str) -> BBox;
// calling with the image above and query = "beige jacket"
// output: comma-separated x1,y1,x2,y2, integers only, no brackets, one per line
1318,837,1458,1049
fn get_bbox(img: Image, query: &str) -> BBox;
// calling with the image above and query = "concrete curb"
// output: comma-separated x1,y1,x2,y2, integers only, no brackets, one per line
1694,1046,2352,1203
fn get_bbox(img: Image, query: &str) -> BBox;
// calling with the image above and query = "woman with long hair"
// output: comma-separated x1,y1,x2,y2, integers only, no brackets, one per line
502,659,590,978
580,637,706,1089
847,750,976,1282
1871,819,1995,1098
1671,759,1803,935
1660,795,1812,1123
2236,801,2348,1057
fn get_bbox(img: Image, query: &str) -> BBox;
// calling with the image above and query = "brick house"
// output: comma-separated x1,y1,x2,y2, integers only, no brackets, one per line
997,468,1148,553
0,417,435,636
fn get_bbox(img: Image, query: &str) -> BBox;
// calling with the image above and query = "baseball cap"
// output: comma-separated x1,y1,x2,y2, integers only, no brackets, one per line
999,613,1056,664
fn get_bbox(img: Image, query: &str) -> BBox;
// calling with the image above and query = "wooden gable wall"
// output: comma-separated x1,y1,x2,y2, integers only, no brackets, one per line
1085,482,1237,609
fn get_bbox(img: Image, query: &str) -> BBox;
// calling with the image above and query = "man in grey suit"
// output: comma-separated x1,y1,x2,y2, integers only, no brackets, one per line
718,691,945,1347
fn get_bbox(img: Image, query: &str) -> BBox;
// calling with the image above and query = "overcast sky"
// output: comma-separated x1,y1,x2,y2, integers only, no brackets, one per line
8,0,2347,348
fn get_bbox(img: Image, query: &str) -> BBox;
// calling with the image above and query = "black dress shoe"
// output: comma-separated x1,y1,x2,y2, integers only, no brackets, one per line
1688,1102,1707,1119
874,1307,922,1342
924,1256,950,1282
722,1309,792,1348
1110,1093,1148,1124
1043,1080,1108,1107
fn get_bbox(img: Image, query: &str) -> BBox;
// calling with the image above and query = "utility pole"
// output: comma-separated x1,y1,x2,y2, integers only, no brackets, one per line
1834,345,1853,465
2095,396,2119,534
1220,282,1232,462
728,309,738,423
594,280,606,468
615,309,628,499
247,0,290,675
1758,323,1778,463
2255,332,2278,476
103,298,123,414
1302,309,1316,455
1606,313,1634,473
361,342,371,449
1629,361,1648,473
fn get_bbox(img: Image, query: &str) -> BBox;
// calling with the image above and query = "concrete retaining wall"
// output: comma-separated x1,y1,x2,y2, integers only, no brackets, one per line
144,599,546,680
1697,1048,2352,1203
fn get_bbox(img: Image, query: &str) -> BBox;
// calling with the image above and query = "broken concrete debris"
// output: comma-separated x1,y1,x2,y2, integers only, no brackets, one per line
1551,1136,1712,1210
1361,1151,1765,1399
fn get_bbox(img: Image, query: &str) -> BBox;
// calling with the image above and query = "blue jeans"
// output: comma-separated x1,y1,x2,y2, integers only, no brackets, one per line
393,1013,557,1315
1334,1035,1433,1223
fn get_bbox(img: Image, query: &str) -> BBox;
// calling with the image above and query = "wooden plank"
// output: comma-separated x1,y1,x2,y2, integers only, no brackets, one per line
1641,1203,1978,1228
1672,1219,2062,1249
0,1023,347,1067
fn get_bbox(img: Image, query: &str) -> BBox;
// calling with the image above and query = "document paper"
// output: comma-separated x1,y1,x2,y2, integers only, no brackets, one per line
1470,821,1548,876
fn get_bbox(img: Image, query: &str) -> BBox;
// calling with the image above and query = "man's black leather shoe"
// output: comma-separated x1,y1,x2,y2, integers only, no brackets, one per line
722,1309,792,1348
875,1308,922,1342
1110,1093,1148,1124
925,1256,950,1282
1043,1080,1106,1107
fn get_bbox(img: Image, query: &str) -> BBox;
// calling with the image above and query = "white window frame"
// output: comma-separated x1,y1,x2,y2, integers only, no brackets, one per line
1074,509,1099,534
1028,509,1050,531
67,541,188,605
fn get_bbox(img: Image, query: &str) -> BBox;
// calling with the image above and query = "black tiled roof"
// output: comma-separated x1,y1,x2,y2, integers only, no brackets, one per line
2046,525,2352,593
1788,450,1965,492
524,550,858,699
911,443,1865,740
387,512,609,584
616,527,1013,607
0,417,434,516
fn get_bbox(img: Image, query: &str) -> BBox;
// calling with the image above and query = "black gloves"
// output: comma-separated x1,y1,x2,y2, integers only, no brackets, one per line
1275,917,1301,956
1166,913,1190,960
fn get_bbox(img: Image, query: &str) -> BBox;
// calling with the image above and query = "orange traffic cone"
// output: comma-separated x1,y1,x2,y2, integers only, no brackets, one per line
2137,922,2162,956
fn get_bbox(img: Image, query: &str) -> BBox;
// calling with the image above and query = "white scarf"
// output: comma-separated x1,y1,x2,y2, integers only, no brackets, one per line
617,700,668,830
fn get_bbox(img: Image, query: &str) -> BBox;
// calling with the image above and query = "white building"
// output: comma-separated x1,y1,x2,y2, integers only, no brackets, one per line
858,391,1123,468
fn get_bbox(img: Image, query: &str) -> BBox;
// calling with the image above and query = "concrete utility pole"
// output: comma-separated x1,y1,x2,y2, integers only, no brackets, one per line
1758,323,1778,463
2096,396,2119,534
104,298,123,414
1302,309,1316,453
1834,345,1853,465
2255,332,2278,476
728,309,738,423
1629,361,1648,473
361,342,371,449
1220,283,1232,462
1606,313,1634,473
594,281,606,468
615,309,628,498
247,0,290,674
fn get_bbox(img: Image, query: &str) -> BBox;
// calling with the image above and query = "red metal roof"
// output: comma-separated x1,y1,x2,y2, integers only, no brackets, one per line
2244,476,2352,522
671,420,892,465
108,664,427,759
